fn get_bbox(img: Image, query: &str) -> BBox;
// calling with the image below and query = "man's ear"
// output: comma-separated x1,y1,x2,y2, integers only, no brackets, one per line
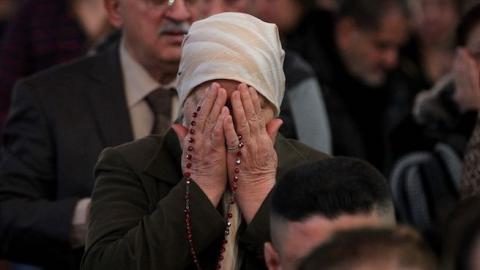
104,0,123,28
264,242,281,270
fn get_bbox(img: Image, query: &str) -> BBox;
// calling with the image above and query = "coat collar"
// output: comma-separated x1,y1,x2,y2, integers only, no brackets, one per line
144,129,183,185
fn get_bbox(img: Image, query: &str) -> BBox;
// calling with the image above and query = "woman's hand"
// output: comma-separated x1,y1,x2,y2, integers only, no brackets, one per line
224,83,283,223
172,83,230,207
453,48,480,111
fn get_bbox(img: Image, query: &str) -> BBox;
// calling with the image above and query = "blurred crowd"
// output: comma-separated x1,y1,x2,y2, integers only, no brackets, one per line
1,0,480,269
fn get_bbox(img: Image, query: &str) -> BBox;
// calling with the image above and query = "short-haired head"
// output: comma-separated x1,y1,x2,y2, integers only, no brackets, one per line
271,157,394,224
299,226,437,270
265,157,395,270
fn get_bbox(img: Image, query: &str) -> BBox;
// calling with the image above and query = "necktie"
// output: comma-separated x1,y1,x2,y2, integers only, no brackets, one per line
145,88,176,135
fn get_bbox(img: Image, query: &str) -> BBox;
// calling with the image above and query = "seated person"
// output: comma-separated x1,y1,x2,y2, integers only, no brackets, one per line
410,3,480,160
81,12,328,270
264,157,396,270
299,227,437,270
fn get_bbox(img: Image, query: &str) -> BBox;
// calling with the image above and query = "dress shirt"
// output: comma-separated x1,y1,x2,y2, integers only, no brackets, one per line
120,39,179,139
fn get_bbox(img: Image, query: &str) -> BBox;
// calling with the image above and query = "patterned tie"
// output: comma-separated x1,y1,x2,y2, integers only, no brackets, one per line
145,88,176,135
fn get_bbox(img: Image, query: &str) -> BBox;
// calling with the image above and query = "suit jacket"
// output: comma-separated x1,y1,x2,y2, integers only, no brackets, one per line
0,44,133,269
81,130,328,270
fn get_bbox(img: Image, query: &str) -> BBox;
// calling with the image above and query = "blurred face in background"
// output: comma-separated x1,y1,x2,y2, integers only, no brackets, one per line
203,0,249,15
250,0,304,35
336,9,409,86
316,0,337,11
409,0,459,47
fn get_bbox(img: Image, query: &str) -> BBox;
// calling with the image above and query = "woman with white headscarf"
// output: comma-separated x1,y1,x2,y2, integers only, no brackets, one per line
82,12,328,270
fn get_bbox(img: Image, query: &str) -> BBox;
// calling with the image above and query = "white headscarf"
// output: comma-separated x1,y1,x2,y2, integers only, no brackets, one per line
176,12,286,115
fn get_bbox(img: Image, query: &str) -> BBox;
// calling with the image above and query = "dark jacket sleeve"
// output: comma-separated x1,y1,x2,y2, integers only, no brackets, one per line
81,146,227,270
0,80,80,264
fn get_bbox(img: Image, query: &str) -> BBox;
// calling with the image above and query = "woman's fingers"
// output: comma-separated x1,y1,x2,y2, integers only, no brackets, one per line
231,88,250,137
211,106,229,147
239,84,257,123
196,83,219,132
248,86,267,132
224,111,239,152
248,86,262,115
204,86,228,134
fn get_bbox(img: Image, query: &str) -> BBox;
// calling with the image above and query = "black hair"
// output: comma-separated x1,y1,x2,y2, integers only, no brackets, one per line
456,3,480,46
298,227,437,270
337,0,409,31
271,157,392,222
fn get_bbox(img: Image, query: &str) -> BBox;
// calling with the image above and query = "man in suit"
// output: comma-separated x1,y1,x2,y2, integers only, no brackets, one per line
0,0,206,269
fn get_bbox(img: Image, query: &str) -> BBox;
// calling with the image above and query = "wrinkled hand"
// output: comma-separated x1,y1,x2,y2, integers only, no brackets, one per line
172,83,230,207
453,48,480,111
224,83,283,223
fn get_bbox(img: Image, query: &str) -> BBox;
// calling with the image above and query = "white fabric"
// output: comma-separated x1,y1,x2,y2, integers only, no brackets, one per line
177,12,285,115
120,39,179,139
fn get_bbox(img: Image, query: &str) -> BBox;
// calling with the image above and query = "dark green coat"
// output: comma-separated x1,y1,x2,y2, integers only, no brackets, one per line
81,129,328,270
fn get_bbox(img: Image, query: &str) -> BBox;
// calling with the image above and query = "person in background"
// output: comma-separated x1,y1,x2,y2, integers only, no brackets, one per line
0,0,206,269
401,0,462,92
281,0,411,173
299,227,437,270
0,0,113,143
409,3,480,198
264,157,395,270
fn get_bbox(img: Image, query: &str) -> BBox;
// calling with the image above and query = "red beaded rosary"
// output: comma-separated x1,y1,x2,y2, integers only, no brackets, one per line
184,106,244,270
